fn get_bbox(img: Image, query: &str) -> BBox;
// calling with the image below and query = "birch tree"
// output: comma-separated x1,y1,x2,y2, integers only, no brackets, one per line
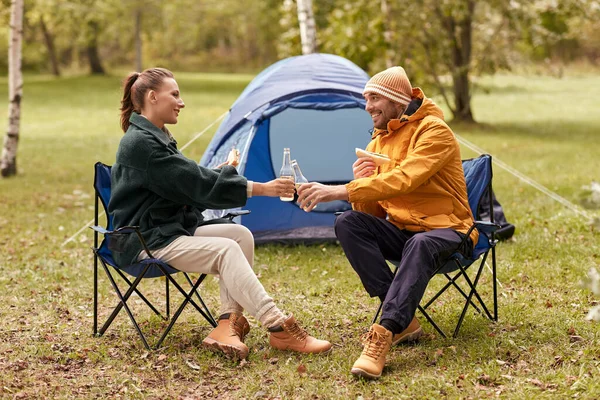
134,7,142,71
296,0,317,54
1,0,24,178
380,0,394,68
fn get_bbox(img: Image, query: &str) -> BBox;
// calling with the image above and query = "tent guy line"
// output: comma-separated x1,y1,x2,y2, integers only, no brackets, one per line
61,112,227,247
63,125,592,248
455,133,593,221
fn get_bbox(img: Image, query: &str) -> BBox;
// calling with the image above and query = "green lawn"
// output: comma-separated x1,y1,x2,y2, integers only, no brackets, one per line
0,70,599,399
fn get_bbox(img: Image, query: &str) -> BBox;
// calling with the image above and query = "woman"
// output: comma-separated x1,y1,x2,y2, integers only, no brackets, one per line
109,67,331,360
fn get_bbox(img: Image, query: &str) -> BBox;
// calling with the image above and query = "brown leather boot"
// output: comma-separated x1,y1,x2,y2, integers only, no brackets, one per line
351,324,392,379
202,313,251,360
269,315,332,354
391,317,423,346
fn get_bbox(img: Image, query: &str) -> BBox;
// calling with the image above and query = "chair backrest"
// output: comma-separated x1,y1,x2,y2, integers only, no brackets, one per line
94,162,115,263
93,162,177,278
461,154,493,258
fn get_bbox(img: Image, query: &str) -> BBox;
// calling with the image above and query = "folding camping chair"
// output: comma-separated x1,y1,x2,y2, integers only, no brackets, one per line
91,162,249,350
373,154,500,338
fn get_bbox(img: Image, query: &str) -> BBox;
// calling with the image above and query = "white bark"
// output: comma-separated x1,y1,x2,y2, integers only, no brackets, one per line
135,8,142,72
381,0,394,68
296,0,317,55
1,0,24,178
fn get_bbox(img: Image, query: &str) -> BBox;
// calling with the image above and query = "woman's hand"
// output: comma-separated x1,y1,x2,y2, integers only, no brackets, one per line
216,148,240,168
253,177,296,198
352,157,376,179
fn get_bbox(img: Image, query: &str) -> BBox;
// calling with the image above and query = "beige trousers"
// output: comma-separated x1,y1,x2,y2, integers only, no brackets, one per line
139,223,285,328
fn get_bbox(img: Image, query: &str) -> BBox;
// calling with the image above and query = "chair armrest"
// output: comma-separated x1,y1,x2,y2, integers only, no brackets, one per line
474,221,501,235
89,225,141,235
224,210,250,220
90,225,110,235
113,225,142,234
90,224,153,258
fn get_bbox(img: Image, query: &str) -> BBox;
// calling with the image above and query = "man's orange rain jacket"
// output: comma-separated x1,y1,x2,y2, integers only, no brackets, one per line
345,88,478,246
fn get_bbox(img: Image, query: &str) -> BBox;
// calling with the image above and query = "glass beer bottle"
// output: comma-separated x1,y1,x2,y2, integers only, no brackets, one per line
291,159,316,210
291,159,308,188
279,148,294,201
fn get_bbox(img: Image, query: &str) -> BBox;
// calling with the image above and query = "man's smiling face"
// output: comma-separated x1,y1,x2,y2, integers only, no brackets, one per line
364,93,405,130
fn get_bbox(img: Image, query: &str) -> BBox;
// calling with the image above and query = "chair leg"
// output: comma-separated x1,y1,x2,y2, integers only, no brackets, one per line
458,256,494,321
98,262,152,350
424,272,483,316
183,273,217,327
165,273,216,326
94,253,98,336
418,305,446,339
453,261,489,338
155,273,212,349
166,276,170,320
372,301,384,325
114,268,165,319
492,246,498,321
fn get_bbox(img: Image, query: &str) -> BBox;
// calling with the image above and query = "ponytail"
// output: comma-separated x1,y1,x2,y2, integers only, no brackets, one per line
120,72,141,132
119,67,174,133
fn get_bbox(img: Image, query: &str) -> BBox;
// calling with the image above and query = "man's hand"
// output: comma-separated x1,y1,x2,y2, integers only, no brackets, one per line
253,177,295,198
296,182,348,212
352,157,376,179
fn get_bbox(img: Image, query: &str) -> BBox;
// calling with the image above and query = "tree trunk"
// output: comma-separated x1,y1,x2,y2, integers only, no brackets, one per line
381,0,394,68
39,15,60,77
451,0,475,122
296,0,317,54
134,8,142,72
446,0,475,123
1,0,24,178
86,20,105,75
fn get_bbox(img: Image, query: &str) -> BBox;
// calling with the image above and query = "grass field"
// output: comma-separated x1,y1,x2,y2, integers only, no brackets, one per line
0,70,599,399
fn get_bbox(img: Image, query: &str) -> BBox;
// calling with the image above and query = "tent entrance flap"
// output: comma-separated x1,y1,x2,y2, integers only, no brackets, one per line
200,53,373,244
268,107,372,183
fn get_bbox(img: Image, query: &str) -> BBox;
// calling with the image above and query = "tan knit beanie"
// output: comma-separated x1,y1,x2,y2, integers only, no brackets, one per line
363,66,413,106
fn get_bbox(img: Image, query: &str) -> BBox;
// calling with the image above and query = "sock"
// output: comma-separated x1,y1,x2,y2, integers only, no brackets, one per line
380,318,402,335
259,306,287,331
268,325,284,332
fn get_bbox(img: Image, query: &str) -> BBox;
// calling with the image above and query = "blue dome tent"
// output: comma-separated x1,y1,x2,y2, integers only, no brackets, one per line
200,53,373,243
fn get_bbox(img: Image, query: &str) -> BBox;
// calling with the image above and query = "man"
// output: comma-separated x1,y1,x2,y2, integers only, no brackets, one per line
297,66,477,379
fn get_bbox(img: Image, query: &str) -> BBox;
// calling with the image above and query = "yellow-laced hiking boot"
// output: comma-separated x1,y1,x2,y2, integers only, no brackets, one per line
269,315,332,354
351,324,393,379
391,317,423,346
202,313,251,360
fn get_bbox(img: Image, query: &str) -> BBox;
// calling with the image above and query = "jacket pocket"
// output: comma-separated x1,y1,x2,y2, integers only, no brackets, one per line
149,207,181,227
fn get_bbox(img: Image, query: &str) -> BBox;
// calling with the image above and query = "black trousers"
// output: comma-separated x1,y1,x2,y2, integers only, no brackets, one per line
334,210,471,332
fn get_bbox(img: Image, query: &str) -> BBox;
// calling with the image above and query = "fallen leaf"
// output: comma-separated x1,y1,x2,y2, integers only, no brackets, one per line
185,359,201,370
297,364,307,374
